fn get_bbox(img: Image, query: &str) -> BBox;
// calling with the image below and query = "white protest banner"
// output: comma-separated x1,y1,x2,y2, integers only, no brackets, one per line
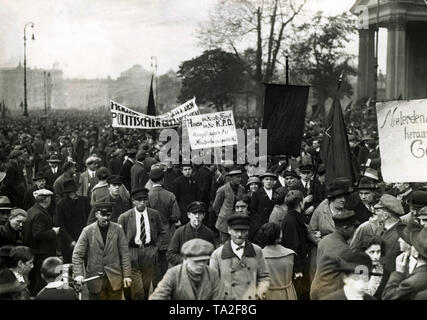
376,98,427,182
185,110,238,150
110,98,199,129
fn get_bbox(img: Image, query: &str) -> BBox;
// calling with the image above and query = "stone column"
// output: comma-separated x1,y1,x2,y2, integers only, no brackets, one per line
386,18,407,100
357,27,376,102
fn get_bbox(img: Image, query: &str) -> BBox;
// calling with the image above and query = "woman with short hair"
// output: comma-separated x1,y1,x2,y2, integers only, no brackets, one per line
0,208,27,247
259,222,297,300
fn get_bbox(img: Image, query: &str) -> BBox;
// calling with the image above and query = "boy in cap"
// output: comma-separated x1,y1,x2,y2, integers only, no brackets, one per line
23,189,59,296
210,213,270,300
166,201,215,267
86,175,130,224
150,238,220,300
73,201,132,300
118,187,164,300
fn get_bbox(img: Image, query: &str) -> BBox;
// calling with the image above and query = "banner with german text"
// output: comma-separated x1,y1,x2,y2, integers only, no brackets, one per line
376,99,427,182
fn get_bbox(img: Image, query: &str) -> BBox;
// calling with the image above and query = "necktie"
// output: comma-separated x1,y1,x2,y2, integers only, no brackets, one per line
140,214,146,244
236,245,244,251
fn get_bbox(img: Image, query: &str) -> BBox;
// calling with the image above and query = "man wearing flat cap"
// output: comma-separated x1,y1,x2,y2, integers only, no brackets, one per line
370,194,406,273
310,209,360,300
73,202,132,300
118,187,164,300
77,154,101,199
23,189,58,295
167,201,215,267
22,172,50,211
382,223,427,300
86,175,130,225
44,154,63,188
210,213,270,300
150,238,220,300
212,166,245,244
147,168,181,289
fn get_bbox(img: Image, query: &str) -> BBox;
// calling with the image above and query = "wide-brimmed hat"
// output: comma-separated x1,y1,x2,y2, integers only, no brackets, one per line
335,249,380,276
409,223,427,259
246,176,261,187
396,223,417,245
0,268,28,295
62,180,78,195
355,177,377,190
227,167,243,176
259,171,278,180
406,191,427,210
0,196,12,210
332,209,360,227
327,177,353,198
47,154,61,163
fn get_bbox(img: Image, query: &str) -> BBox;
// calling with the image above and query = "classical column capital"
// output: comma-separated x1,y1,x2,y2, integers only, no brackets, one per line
386,17,406,31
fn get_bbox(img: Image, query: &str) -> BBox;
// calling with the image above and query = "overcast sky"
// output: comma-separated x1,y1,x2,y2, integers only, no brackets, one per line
0,0,387,79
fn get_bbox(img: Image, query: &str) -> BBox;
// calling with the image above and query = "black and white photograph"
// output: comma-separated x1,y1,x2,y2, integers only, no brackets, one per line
0,0,427,310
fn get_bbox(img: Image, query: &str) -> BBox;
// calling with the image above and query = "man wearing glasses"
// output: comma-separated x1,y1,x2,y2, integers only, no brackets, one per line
72,202,132,300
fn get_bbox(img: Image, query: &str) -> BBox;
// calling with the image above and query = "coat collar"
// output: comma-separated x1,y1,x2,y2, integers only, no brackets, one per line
221,240,256,259
262,245,295,258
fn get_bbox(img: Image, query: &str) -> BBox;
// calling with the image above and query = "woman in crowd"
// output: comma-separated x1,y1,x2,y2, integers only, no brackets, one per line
269,187,288,228
259,222,297,300
245,176,261,197
356,236,390,299
234,195,251,216
0,208,27,247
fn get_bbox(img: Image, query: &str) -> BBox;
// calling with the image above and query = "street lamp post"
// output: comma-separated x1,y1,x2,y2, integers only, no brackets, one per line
23,22,35,117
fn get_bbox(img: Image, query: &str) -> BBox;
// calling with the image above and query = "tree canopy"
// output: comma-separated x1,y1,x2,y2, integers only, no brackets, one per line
177,48,246,111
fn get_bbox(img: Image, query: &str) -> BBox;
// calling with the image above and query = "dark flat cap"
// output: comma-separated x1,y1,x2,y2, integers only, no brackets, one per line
106,175,123,185
299,164,313,172
374,194,404,216
181,239,214,261
62,180,78,194
131,187,149,201
149,168,164,181
227,213,250,230
335,249,378,275
93,202,113,212
126,149,137,157
187,201,207,214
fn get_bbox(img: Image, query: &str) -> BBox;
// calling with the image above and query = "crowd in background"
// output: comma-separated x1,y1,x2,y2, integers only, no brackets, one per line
0,109,427,300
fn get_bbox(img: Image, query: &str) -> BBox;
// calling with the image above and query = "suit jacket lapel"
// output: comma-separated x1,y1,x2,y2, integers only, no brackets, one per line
129,209,137,240
105,224,114,252
181,265,196,300
94,224,104,249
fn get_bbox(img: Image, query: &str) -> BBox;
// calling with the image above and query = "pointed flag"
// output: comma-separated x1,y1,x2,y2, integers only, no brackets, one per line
321,96,356,186
147,75,156,116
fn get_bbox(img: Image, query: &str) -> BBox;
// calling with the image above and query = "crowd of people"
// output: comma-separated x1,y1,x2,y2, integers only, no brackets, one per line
0,109,427,300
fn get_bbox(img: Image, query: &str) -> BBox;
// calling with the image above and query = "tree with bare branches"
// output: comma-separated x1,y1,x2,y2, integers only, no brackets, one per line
198,0,307,117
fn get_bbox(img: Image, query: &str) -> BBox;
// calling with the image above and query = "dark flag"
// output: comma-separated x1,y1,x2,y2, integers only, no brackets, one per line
320,96,356,186
147,75,156,116
262,84,310,157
